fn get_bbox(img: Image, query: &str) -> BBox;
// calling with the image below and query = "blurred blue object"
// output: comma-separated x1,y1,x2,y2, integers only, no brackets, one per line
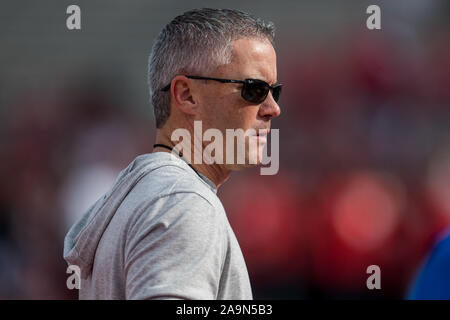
408,229,450,300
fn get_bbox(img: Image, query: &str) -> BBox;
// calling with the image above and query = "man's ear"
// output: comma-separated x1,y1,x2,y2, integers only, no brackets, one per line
170,75,197,116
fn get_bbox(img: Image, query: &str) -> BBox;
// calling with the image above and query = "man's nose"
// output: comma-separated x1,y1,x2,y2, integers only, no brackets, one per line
259,93,281,120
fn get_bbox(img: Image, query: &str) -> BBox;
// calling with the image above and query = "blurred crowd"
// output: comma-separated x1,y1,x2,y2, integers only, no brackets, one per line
1,26,450,299
0,82,151,298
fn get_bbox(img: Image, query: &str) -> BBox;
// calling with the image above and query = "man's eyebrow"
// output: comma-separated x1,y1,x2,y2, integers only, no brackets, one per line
263,76,278,86
249,76,277,85
265,79,278,86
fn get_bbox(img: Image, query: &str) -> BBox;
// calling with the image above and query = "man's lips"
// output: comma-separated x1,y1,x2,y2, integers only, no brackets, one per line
254,128,270,137
251,129,269,144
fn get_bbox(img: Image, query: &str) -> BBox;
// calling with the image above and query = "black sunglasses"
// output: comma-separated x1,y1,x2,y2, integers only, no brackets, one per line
160,75,282,104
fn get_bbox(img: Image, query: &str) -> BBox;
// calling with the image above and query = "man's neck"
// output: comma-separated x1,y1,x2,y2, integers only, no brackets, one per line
153,130,231,189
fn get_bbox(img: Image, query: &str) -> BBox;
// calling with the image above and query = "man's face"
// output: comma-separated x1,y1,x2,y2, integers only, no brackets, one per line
196,37,281,170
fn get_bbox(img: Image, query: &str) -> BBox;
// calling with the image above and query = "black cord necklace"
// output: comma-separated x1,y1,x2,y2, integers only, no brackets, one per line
153,143,202,178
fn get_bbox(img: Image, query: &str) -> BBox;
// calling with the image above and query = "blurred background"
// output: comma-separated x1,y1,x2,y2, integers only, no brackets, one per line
1,0,449,299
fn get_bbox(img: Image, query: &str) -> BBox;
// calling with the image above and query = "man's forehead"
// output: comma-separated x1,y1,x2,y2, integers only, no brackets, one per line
224,38,277,83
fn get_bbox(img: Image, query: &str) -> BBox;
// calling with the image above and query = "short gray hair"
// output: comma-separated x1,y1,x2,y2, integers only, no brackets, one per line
148,8,275,128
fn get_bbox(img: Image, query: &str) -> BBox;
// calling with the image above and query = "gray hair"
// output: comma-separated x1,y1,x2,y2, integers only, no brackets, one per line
148,8,275,128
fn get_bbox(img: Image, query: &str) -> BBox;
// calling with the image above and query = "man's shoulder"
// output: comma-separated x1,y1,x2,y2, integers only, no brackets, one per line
117,153,223,219
124,171,227,249
139,161,219,207
113,153,225,236
121,152,216,202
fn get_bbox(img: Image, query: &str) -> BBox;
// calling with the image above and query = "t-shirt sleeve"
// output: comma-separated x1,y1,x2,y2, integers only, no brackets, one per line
124,192,226,300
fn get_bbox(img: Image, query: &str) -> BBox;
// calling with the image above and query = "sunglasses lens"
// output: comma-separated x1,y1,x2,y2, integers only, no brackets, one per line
242,81,269,103
272,85,282,102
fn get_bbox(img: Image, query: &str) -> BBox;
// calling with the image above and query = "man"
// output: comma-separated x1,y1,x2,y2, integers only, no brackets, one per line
63,8,281,299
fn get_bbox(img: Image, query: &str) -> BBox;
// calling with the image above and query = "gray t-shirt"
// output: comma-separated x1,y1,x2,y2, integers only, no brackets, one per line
63,152,253,299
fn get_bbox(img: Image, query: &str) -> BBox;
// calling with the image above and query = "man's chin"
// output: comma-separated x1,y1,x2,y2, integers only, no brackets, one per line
224,159,264,171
